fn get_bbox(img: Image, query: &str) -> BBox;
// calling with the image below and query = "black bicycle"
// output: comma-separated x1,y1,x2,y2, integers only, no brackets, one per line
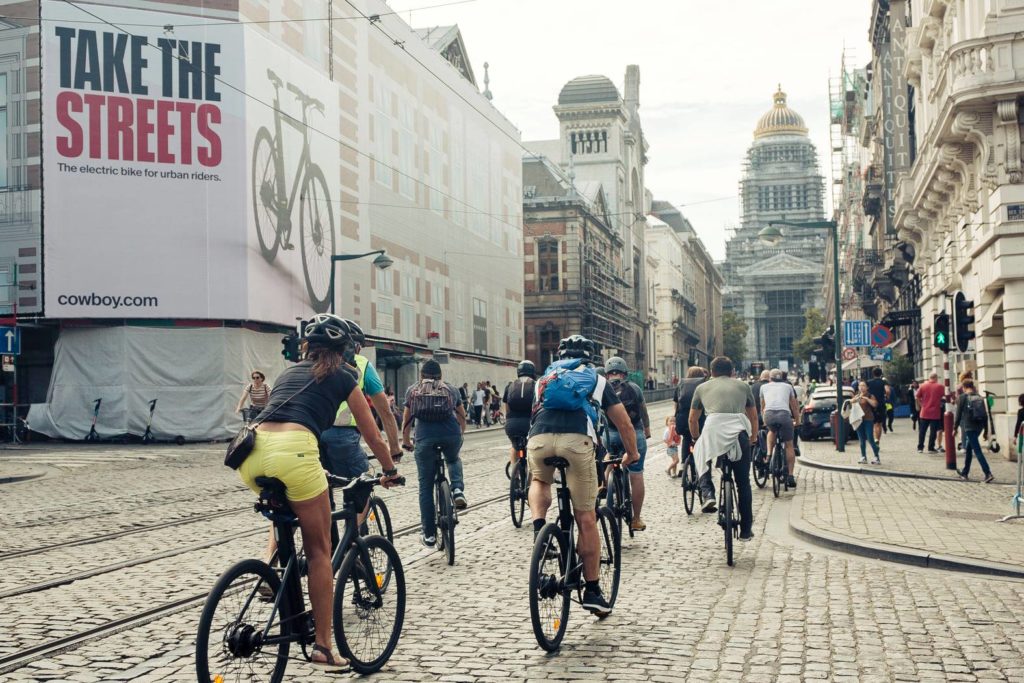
529,455,620,652
509,435,529,528
768,426,789,498
403,441,459,565
252,68,335,312
680,443,702,515
752,426,769,489
196,473,406,680
717,455,741,567
360,493,394,543
604,443,634,538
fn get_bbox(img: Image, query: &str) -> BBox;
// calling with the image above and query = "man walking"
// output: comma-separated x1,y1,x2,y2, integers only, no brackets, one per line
865,367,888,444
916,371,945,453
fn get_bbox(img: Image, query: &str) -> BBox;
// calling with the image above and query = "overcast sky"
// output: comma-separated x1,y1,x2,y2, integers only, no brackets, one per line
386,0,872,260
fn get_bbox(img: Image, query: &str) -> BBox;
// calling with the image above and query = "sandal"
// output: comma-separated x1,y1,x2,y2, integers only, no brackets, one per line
311,644,348,671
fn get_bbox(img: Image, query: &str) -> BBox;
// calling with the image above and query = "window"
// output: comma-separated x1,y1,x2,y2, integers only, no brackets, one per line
376,297,393,332
0,74,7,187
402,273,415,301
401,304,415,338
539,327,560,368
472,297,487,354
376,267,391,294
537,240,559,291
431,311,443,342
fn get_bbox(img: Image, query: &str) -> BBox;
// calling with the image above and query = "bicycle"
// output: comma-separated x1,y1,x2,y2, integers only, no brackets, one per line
680,443,702,515
360,493,394,543
767,426,789,498
403,441,460,565
716,455,742,567
751,426,769,489
142,399,157,445
252,68,335,312
84,398,101,441
529,455,620,652
604,442,634,538
196,473,406,680
509,435,529,528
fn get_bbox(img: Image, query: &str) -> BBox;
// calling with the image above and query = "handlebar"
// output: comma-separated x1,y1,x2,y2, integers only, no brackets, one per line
326,471,405,490
286,82,324,113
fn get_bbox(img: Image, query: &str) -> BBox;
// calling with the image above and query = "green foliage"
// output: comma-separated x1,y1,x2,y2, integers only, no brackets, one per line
883,353,914,388
793,308,826,362
722,311,748,366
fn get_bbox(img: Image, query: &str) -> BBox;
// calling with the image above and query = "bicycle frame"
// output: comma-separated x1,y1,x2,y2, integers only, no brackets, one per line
267,85,315,232
552,466,583,591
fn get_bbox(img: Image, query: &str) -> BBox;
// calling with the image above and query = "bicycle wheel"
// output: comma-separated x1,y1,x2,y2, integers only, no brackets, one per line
251,127,281,262
509,457,527,528
596,507,621,610
334,536,406,675
771,447,781,498
619,471,635,538
752,445,768,489
299,164,336,313
437,480,455,565
363,496,394,543
722,481,735,567
528,523,570,651
196,559,288,683
681,454,696,515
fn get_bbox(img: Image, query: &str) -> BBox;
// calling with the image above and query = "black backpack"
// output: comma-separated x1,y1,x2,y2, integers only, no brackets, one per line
675,377,705,434
612,380,644,425
968,394,987,423
505,378,535,414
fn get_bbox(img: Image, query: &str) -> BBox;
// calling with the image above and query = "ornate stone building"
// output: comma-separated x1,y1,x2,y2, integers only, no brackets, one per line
722,88,828,371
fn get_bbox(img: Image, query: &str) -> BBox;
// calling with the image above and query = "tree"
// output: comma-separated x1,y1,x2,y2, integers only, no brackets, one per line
793,308,827,362
722,311,748,366
883,354,915,403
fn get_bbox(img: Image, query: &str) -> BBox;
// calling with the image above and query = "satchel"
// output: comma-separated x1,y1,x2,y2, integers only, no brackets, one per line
224,378,316,469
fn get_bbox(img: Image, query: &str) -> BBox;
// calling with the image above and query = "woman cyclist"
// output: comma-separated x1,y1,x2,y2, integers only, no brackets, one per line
236,314,400,671
235,370,271,422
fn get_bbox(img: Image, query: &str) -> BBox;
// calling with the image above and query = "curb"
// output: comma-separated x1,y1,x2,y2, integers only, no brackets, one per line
798,454,959,482
789,494,1024,579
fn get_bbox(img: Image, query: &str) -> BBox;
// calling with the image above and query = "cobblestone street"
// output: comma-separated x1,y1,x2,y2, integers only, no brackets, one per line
1,404,1023,682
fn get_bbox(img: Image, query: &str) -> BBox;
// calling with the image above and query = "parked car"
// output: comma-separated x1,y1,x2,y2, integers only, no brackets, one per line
800,386,856,441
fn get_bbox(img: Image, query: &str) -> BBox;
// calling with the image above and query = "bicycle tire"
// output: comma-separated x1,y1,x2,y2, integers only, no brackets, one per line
752,445,768,489
722,481,735,567
363,496,394,543
438,479,455,565
771,446,781,498
299,163,336,313
333,536,406,674
528,524,570,651
596,507,621,609
619,470,635,538
196,559,288,683
681,454,696,515
509,457,527,528
251,127,281,262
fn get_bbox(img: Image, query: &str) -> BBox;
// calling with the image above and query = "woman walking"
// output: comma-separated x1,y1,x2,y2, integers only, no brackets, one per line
910,380,920,430
955,379,995,483
853,383,881,465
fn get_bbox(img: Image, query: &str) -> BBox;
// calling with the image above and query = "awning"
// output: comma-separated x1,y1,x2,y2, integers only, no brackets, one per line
842,356,883,371
886,337,908,355
978,292,1004,334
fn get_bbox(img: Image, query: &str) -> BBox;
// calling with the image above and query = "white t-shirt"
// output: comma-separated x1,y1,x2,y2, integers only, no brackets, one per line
473,389,486,406
761,382,796,412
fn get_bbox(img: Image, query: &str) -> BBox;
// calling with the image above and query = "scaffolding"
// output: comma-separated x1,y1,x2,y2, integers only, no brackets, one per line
581,240,631,354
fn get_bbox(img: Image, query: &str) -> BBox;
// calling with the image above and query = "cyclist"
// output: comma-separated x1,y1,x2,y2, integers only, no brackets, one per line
235,370,271,422
688,356,757,541
760,368,800,489
526,335,640,617
674,366,709,470
321,320,404,524
750,369,770,430
603,356,651,532
237,314,400,671
503,360,537,468
401,359,468,547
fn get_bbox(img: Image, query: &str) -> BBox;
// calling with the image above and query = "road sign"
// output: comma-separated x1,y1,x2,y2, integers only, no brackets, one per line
0,326,20,355
870,324,893,347
843,320,871,347
869,347,893,362
1,354,12,372
842,347,858,361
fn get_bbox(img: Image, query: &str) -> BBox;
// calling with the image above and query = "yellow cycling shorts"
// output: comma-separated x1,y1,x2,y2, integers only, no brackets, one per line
238,430,327,502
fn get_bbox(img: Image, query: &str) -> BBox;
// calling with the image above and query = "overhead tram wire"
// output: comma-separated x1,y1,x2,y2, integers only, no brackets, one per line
56,0,524,233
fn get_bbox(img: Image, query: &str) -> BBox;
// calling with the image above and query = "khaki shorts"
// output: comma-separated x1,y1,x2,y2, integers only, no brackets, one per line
527,432,598,512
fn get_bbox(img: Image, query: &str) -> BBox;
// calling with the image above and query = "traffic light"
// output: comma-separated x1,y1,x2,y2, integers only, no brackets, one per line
933,312,950,353
281,332,301,362
952,290,975,352
812,326,836,360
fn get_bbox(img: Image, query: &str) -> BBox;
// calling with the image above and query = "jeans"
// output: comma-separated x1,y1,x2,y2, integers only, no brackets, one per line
962,429,992,477
917,418,942,450
606,427,648,473
413,435,465,538
856,419,880,460
698,432,753,535
320,427,370,478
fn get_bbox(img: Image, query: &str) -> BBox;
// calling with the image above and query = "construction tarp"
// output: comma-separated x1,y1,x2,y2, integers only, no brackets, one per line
27,326,290,442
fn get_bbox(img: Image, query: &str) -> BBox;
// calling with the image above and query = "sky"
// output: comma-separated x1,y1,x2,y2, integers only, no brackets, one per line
386,0,873,260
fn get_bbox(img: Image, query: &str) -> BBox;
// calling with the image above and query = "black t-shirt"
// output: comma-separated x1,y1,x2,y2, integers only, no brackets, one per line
751,381,766,414
529,381,621,438
503,378,535,419
866,378,887,407
608,380,647,430
256,360,359,437
674,377,706,435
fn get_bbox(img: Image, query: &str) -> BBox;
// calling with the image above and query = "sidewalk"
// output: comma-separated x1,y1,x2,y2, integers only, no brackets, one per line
792,419,1024,577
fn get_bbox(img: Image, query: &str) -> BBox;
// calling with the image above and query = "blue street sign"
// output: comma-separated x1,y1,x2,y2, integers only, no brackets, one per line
0,326,20,355
869,347,893,362
844,320,871,347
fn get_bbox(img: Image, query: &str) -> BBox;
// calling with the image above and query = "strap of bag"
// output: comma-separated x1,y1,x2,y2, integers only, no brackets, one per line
250,378,317,430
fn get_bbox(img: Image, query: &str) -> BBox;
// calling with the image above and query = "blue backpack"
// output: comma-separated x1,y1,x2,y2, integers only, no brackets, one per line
537,358,603,426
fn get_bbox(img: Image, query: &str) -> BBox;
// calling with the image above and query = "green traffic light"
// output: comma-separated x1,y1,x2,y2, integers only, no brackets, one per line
936,332,945,344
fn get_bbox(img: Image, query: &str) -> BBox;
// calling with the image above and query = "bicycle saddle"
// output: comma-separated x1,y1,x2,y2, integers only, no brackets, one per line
254,477,296,522
543,456,570,468
266,69,282,89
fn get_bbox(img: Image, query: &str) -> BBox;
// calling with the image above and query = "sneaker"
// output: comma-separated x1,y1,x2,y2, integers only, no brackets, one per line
917,447,923,453
452,489,468,510
581,586,612,617
738,530,755,542
786,475,797,488
957,470,969,481
871,458,881,465
858,457,867,464
984,473,995,484
929,448,939,454
630,517,647,532
420,532,436,547
701,495,717,513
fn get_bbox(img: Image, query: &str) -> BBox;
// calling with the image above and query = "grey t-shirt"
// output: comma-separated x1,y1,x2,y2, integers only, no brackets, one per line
691,376,755,415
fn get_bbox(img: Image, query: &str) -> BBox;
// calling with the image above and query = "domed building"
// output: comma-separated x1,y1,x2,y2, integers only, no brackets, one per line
721,86,827,373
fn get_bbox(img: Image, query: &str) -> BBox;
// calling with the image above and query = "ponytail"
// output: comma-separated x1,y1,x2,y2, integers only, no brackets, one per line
307,346,343,383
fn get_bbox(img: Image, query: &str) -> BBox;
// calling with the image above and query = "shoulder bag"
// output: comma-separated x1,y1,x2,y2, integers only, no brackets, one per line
225,378,316,469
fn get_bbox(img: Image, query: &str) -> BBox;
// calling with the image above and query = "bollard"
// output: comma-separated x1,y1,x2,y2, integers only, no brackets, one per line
944,405,956,470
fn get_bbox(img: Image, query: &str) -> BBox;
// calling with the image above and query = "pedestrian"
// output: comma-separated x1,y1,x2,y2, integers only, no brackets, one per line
458,382,469,414
852,383,881,465
955,379,995,483
885,385,895,432
910,380,920,429
1015,393,1024,446
916,372,945,453
472,382,486,427
235,370,271,423
663,415,681,477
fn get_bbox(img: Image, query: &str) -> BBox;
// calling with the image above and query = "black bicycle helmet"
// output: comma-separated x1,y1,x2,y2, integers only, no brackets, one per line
303,314,356,352
341,319,366,346
557,335,595,360
516,360,537,378
604,356,629,376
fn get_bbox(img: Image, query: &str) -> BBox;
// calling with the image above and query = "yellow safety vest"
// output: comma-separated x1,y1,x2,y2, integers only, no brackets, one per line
333,354,368,427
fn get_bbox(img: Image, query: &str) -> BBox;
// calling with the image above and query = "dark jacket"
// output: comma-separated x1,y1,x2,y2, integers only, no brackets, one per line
954,392,986,432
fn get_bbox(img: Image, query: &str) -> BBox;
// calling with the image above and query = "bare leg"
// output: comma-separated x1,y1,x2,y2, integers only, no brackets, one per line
574,509,600,581
629,472,645,521
785,441,796,475
265,525,277,563
528,478,552,523
290,492,344,665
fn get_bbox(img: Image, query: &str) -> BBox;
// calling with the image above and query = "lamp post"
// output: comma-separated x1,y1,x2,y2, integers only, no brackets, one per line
759,219,845,451
329,250,394,315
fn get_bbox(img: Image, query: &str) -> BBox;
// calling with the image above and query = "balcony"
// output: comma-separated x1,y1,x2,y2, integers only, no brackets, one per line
862,182,884,218
673,317,701,345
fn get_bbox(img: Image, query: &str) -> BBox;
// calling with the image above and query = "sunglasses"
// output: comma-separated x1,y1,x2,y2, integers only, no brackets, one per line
252,375,263,380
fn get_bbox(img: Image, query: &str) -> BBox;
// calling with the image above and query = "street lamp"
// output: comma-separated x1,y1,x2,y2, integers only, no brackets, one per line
759,219,845,451
329,250,393,315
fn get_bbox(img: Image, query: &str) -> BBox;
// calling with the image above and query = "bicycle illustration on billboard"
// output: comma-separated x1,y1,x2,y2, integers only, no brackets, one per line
252,69,335,312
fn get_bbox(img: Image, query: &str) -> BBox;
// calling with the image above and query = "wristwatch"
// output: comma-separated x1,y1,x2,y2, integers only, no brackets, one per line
382,467,398,477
